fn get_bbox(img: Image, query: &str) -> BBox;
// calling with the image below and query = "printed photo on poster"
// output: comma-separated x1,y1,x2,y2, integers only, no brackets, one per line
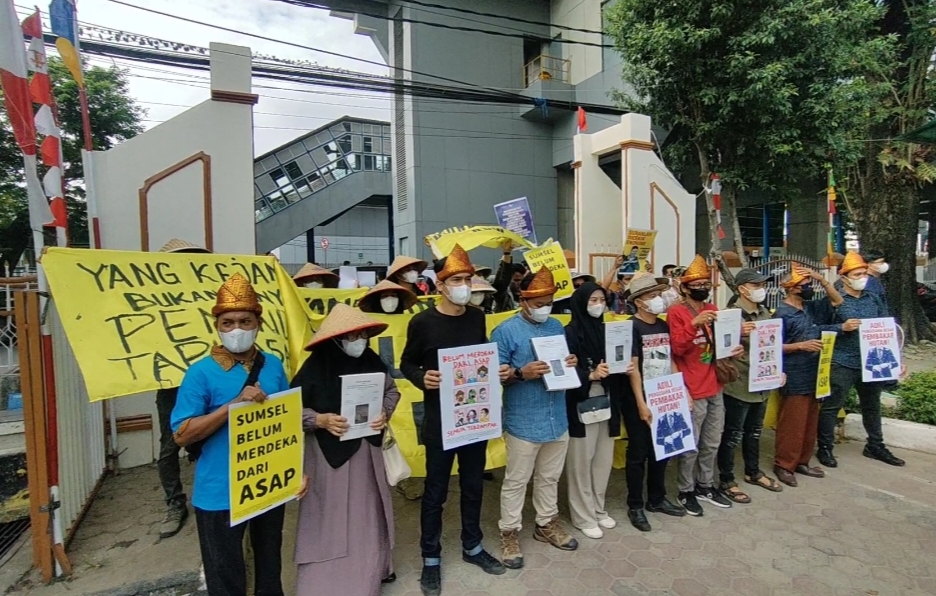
339,372,385,441
605,320,634,375
714,309,742,359
859,318,901,383
622,228,658,274
643,373,696,461
439,343,503,450
749,319,784,393
531,335,582,391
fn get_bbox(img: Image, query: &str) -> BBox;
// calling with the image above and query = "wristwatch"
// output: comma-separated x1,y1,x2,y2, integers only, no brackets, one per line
513,367,524,382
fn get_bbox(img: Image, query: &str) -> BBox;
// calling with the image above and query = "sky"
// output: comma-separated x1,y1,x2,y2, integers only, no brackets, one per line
17,0,392,154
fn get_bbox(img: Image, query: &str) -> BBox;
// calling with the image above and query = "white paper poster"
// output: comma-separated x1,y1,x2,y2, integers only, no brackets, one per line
749,319,784,393
605,320,634,375
714,308,743,359
531,335,582,391
644,373,696,461
339,373,385,441
338,265,358,289
439,343,503,450
859,317,901,383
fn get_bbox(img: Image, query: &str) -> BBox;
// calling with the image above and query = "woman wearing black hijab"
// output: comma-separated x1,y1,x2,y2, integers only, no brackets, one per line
291,304,401,596
563,282,631,540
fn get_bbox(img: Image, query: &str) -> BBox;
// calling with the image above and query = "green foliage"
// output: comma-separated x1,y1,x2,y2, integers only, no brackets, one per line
894,372,936,426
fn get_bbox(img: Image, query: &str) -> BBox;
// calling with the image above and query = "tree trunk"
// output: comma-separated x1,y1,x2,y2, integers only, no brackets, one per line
722,184,749,271
852,177,935,342
696,144,736,288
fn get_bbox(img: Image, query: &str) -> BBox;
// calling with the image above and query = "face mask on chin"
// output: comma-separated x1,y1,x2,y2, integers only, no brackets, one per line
380,295,399,313
219,328,258,354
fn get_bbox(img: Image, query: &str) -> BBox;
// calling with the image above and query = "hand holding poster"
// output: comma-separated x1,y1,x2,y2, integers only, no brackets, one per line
622,228,658,274
644,373,696,460
859,318,901,382
229,388,304,525
494,197,537,245
714,309,743,360
439,343,502,450
749,319,784,393
605,320,634,375
816,331,837,398
523,241,574,300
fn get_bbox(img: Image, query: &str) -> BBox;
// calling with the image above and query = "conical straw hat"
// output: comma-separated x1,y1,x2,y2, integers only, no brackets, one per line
473,263,493,276
471,276,496,293
159,238,211,254
838,251,868,275
387,255,429,280
293,262,339,284
305,303,388,350
212,273,263,317
359,280,418,313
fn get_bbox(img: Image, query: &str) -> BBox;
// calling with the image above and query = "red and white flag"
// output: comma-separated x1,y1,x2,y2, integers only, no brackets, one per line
0,0,54,231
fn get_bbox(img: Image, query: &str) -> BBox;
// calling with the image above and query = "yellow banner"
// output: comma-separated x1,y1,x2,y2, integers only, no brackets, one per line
40,248,312,401
817,331,837,399
523,241,574,300
229,389,304,525
623,228,658,273
424,225,536,258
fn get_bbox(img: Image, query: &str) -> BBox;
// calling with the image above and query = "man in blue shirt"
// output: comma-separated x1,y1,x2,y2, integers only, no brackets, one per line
861,249,891,316
818,252,905,469
172,273,306,596
493,266,579,570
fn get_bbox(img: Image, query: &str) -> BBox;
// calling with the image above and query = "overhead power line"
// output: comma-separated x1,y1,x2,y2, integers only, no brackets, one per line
397,0,607,37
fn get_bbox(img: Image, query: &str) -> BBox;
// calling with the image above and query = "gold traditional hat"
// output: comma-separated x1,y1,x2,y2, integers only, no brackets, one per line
471,276,496,293
358,279,419,313
387,255,429,280
438,244,475,281
159,238,211,254
781,264,811,289
627,271,670,302
293,263,339,286
212,273,263,317
305,303,388,350
520,266,557,299
839,251,868,275
680,255,712,283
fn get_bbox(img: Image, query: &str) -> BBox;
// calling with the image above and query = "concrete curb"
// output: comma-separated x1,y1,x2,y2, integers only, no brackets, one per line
844,413,936,455
83,571,204,596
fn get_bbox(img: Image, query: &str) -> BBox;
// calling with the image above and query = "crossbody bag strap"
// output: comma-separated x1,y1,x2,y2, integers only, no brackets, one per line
241,351,266,392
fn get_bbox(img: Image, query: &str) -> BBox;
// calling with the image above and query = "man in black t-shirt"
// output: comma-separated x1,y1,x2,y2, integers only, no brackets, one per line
401,244,510,596
623,272,686,532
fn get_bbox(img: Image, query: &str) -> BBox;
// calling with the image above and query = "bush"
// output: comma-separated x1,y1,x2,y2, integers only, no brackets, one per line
894,372,936,426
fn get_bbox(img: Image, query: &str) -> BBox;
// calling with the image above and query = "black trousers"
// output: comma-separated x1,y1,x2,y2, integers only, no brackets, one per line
420,440,487,559
818,365,884,450
717,394,767,484
156,388,185,505
194,506,285,596
621,401,667,510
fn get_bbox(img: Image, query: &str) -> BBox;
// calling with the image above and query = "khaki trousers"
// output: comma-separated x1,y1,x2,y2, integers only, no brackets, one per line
499,432,570,531
565,421,614,530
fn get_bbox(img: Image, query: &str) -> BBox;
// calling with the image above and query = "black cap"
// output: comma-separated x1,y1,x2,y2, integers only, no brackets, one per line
734,268,771,285
861,249,885,263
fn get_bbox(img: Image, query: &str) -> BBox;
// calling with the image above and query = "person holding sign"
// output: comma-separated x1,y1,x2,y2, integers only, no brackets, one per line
493,266,579,569
625,272,687,531
290,304,401,596
773,266,845,487
400,245,508,596
819,252,905,468
171,273,306,596
716,269,782,502
357,279,419,315
562,282,627,539
667,256,742,516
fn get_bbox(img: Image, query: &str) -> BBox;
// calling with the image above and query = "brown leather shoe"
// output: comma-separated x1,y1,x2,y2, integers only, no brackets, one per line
773,465,797,487
795,464,825,478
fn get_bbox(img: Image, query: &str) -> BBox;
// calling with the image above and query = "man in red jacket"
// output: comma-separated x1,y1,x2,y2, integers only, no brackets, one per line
668,256,741,516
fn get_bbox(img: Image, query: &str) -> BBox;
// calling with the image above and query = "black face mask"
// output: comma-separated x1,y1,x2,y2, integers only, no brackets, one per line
799,286,815,301
688,288,710,302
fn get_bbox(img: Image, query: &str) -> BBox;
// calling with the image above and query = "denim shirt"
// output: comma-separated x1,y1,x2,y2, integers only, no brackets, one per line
777,301,839,396
492,313,569,443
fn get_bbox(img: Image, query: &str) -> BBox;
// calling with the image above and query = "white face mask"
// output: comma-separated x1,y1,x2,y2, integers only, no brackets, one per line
445,284,472,306
587,304,605,318
340,337,367,358
402,270,419,284
380,295,399,313
305,281,323,289
746,288,767,304
528,305,552,323
219,328,258,354
846,276,869,291
642,296,667,315
661,287,679,309
469,293,486,306
872,262,889,274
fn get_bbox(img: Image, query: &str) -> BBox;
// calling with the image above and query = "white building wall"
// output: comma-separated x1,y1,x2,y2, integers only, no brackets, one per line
551,0,604,85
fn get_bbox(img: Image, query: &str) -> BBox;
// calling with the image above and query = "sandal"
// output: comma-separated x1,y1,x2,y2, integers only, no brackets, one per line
718,482,751,504
745,471,783,493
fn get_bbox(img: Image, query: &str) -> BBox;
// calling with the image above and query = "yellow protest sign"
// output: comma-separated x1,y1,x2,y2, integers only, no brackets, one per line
523,242,574,300
816,331,837,398
425,225,536,258
40,248,312,401
622,228,658,273
229,388,304,525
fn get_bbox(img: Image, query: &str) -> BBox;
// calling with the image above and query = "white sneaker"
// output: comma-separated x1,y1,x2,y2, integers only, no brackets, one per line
598,517,617,530
579,526,603,539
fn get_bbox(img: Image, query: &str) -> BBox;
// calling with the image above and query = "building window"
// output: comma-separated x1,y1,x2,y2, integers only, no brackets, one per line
284,161,303,181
